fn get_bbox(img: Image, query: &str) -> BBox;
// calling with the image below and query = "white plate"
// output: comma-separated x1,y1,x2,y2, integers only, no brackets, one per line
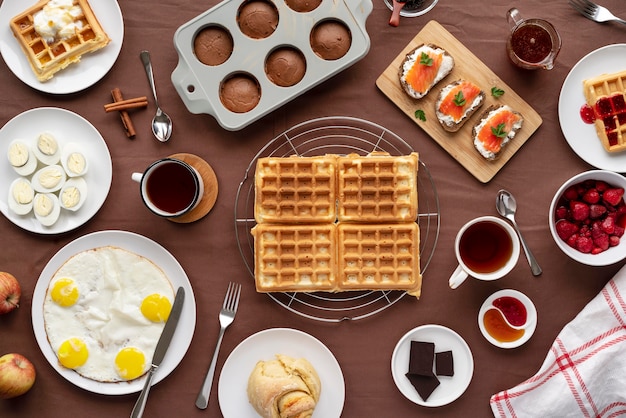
0,0,124,94
0,107,112,234
558,44,626,172
391,324,473,407
31,230,197,395
478,289,537,349
218,328,345,417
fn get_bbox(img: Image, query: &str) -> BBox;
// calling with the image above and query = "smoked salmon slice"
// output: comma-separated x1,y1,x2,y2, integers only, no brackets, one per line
399,44,454,99
438,81,482,121
473,105,524,160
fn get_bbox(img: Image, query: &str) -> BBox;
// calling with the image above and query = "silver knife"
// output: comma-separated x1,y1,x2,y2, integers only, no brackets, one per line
131,286,185,418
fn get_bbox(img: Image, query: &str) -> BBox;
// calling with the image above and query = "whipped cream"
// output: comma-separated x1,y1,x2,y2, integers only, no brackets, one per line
33,0,83,44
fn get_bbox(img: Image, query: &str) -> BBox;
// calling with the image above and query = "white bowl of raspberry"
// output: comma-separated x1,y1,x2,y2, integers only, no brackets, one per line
550,170,626,266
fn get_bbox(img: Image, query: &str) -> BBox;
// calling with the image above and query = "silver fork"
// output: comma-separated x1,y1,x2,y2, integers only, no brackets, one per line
195,282,242,409
569,0,626,25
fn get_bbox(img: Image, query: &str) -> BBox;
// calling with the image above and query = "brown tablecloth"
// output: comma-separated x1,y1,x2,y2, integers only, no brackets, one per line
1,0,626,416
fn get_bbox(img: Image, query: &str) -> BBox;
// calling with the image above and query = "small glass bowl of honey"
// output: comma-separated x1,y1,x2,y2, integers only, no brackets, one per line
478,289,537,349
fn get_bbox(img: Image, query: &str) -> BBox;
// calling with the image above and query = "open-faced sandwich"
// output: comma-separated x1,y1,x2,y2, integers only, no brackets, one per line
399,43,454,100
435,79,485,132
472,105,523,160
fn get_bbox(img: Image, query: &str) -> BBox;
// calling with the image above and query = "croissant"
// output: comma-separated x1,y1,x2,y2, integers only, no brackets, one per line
247,354,322,418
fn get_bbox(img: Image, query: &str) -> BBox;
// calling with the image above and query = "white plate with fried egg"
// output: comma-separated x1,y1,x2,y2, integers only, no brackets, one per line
32,230,197,395
0,0,124,94
0,107,112,234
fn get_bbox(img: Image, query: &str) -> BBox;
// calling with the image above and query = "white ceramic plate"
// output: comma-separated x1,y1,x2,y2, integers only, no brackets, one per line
218,328,345,417
31,230,197,395
478,289,537,349
391,324,473,407
0,0,124,94
558,44,626,172
0,107,112,234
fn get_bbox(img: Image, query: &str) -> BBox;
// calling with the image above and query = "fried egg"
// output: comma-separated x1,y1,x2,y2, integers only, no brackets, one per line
42,246,174,382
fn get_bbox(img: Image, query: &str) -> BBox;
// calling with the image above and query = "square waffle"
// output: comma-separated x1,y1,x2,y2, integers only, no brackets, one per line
337,152,418,222
251,223,336,293
254,155,337,224
583,70,626,153
10,0,110,82
337,222,421,297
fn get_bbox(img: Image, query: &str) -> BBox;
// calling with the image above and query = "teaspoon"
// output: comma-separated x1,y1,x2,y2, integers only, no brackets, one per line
140,50,172,142
495,189,542,276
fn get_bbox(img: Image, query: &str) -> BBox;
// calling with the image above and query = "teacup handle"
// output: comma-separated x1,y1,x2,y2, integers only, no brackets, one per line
449,265,469,289
506,7,523,30
131,172,143,183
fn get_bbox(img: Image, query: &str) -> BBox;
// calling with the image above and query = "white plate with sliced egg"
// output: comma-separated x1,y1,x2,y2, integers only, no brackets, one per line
0,107,112,234
32,230,197,395
0,0,124,94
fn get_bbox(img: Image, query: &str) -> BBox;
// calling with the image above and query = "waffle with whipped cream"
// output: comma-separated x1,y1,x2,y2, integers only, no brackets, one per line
10,0,110,82
337,152,418,222
583,70,626,153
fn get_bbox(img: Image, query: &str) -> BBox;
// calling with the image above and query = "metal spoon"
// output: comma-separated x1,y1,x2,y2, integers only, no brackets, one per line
140,50,172,142
495,189,542,276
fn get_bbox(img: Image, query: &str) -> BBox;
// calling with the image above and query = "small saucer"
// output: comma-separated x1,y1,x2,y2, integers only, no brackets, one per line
478,289,537,349
168,153,218,223
383,0,438,18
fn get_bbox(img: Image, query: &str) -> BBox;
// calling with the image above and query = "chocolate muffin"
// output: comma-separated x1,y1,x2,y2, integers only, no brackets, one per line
220,74,261,113
285,0,322,13
310,20,351,60
265,47,306,87
193,26,233,66
238,0,279,39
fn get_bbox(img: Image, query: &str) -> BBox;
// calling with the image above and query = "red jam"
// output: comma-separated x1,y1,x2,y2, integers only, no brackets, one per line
580,104,596,124
483,308,525,343
510,24,552,63
492,296,527,326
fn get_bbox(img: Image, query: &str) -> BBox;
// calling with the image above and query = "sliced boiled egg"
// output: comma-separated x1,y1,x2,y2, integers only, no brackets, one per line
7,139,38,176
60,142,88,177
33,192,61,226
33,132,61,165
59,177,87,212
8,178,35,215
31,164,66,193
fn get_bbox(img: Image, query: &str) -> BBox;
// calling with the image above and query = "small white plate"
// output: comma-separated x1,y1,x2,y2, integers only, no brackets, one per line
0,107,112,234
31,230,197,395
478,289,537,349
391,324,473,407
218,328,345,417
558,44,626,172
0,0,124,94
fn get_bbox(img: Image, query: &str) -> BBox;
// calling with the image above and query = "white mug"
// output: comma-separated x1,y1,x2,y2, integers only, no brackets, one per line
449,216,520,289
131,158,204,218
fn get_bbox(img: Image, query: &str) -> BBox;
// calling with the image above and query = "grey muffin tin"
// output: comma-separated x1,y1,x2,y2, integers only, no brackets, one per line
171,0,373,131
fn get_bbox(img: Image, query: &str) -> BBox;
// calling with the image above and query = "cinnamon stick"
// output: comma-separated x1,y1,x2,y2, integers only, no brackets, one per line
111,88,136,138
104,96,148,112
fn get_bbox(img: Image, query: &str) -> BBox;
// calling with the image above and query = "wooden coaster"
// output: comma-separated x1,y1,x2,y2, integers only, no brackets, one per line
167,153,218,223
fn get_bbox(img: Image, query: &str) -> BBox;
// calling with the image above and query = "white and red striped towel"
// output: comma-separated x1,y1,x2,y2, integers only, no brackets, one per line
490,264,626,417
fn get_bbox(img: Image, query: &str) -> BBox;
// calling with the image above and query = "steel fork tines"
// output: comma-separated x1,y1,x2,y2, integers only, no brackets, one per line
569,0,626,25
195,282,241,410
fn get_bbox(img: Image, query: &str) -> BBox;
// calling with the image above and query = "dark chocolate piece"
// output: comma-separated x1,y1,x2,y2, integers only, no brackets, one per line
435,350,454,377
408,341,435,376
405,372,440,401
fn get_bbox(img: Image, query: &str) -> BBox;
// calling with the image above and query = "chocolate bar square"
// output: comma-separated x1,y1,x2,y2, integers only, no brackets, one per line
408,341,435,376
405,372,440,401
435,350,454,377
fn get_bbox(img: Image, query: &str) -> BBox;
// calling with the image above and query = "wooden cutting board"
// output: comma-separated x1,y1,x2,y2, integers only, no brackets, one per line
376,20,542,183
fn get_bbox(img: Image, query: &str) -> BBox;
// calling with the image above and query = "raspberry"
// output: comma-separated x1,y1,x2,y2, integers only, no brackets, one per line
575,236,593,253
601,215,615,234
610,236,621,247
603,188,625,207
583,189,600,204
596,181,609,192
555,206,569,220
570,201,590,221
593,233,610,251
555,219,579,241
563,185,579,201
614,225,625,238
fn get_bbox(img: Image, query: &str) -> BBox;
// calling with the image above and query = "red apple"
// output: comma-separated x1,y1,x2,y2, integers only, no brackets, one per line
0,353,36,399
0,272,21,314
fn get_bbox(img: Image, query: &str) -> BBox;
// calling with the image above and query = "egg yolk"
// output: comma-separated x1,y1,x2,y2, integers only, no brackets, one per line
140,294,172,322
51,278,79,307
58,338,88,369
115,347,146,380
